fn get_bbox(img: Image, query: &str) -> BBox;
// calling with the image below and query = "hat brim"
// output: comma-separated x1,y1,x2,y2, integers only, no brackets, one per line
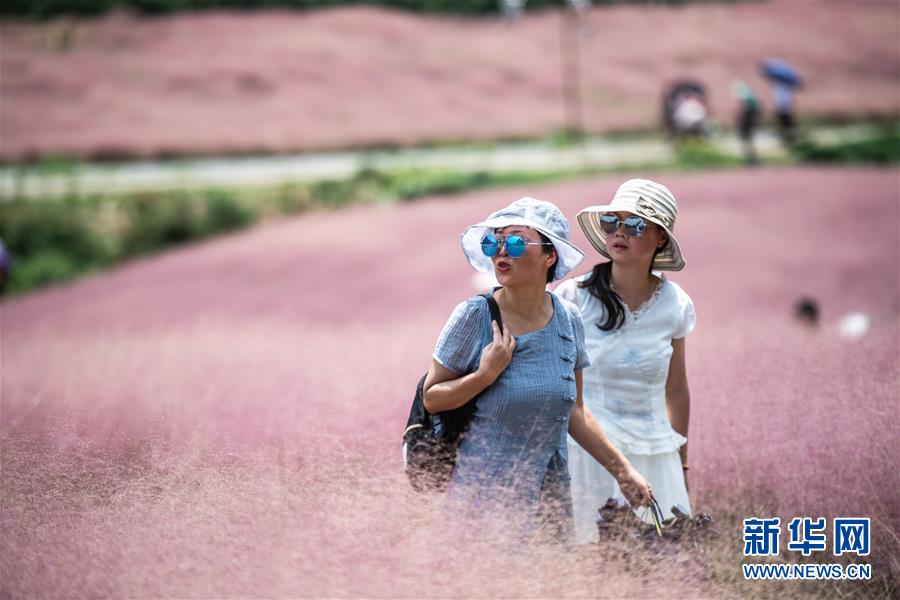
576,206,686,271
461,215,585,281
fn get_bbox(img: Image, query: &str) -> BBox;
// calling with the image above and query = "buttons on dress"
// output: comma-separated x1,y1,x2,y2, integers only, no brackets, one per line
559,333,574,341
562,374,575,381
560,354,573,363
555,415,567,422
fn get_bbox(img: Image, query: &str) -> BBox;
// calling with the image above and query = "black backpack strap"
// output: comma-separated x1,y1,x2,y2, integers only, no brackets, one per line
479,291,503,331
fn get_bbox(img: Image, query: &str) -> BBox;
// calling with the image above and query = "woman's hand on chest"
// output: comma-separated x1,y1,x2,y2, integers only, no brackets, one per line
477,321,516,383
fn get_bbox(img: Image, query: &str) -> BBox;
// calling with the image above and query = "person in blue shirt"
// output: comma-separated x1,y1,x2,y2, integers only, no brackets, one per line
423,197,652,541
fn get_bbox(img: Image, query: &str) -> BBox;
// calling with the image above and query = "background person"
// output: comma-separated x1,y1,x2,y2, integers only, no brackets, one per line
761,58,803,146
0,236,13,297
662,79,710,139
731,79,761,164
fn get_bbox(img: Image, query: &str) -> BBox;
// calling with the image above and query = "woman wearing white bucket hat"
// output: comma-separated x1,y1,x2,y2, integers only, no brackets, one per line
423,196,653,540
556,179,696,544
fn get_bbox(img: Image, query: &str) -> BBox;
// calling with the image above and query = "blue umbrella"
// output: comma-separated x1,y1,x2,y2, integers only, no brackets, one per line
761,58,802,88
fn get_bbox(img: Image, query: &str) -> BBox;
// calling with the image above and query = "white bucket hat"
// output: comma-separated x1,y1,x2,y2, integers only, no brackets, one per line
461,197,585,281
577,178,686,271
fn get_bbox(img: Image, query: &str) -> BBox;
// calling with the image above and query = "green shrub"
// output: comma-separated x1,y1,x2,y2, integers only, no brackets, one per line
273,184,312,215
0,200,111,265
310,180,358,208
2,0,742,19
7,250,82,292
0,0,117,18
791,129,900,164
203,190,258,234
674,139,742,169
119,192,204,258
389,170,490,201
549,128,586,148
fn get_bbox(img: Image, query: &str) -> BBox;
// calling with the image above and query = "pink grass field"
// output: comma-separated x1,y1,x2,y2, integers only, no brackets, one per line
1,2,898,161
2,166,899,597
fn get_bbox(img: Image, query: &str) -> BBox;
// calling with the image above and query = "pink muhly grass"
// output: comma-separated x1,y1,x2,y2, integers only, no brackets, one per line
3,295,895,598
1,3,898,160
2,167,898,597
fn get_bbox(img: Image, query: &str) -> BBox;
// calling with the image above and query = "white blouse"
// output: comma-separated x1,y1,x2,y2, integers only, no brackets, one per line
556,274,696,455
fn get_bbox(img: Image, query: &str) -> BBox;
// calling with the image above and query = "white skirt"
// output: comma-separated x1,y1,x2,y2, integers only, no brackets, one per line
567,440,691,545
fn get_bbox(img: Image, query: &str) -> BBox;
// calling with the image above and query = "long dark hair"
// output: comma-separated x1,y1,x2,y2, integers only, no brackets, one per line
578,262,625,331
579,245,665,331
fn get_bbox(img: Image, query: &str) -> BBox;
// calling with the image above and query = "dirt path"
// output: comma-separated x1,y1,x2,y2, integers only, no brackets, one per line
3,124,888,199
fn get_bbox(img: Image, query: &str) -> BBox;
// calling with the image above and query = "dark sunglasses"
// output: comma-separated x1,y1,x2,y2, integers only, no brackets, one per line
481,234,552,258
599,214,647,238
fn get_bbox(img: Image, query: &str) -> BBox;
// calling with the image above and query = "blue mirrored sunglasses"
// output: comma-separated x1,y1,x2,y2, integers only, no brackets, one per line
599,214,647,238
481,234,552,258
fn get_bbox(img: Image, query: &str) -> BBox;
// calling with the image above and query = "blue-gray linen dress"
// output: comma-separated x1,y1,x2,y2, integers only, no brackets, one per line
433,290,591,537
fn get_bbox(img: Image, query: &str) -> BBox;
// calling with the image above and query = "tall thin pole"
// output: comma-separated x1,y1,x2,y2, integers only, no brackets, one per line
559,7,585,138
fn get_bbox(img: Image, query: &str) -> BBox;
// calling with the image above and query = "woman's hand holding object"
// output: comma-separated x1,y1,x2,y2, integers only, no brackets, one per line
618,464,653,508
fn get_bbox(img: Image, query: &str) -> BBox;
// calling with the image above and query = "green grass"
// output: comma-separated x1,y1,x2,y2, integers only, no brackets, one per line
4,123,898,297
0,190,262,295
791,126,900,164
673,139,744,169
0,165,607,295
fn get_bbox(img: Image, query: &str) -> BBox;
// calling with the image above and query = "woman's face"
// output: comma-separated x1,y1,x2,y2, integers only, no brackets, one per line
602,211,668,269
489,225,557,286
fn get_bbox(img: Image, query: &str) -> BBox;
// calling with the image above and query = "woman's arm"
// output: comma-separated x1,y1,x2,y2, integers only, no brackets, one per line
568,370,653,507
666,337,691,487
423,321,515,414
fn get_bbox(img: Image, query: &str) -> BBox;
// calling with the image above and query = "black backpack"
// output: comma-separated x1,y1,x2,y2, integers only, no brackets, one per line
402,292,502,492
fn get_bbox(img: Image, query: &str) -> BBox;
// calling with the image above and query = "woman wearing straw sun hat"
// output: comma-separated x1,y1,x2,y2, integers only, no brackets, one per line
555,179,695,544
423,196,653,539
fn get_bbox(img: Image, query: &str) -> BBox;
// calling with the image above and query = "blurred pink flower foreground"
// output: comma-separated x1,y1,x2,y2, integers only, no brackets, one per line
2,167,898,596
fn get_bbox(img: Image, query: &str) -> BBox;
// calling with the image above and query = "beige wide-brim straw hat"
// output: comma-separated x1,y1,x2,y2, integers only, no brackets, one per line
577,178,686,271
461,197,586,281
